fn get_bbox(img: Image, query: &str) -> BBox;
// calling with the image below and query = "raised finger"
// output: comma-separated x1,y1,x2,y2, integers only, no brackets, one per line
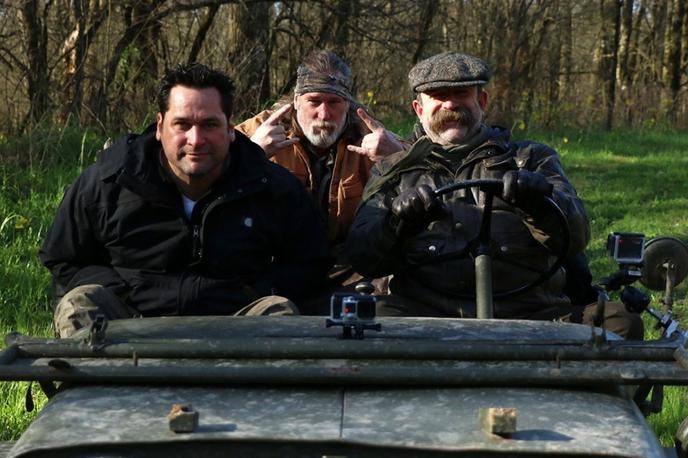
346,144,367,156
356,107,384,131
276,137,300,149
265,103,293,125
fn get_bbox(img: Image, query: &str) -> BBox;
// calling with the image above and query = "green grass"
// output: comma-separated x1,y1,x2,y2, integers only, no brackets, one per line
0,124,102,440
1,126,688,445
522,128,688,446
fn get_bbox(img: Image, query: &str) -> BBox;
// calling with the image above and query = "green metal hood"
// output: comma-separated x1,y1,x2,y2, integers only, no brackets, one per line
9,385,664,457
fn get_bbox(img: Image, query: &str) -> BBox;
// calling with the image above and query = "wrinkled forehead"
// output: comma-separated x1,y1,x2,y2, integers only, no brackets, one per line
296,92,350,104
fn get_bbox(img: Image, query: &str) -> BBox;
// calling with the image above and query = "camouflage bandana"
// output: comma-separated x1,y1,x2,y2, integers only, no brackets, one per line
294,65,353,101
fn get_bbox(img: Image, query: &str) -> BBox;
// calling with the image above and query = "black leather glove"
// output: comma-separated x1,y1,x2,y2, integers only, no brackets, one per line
389,184,444,236
502,170,554,211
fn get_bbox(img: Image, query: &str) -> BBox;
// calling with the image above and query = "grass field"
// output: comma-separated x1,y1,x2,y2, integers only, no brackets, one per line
0,125,687,445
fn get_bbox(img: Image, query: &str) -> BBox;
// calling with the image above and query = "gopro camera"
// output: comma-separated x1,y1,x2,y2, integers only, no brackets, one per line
607,232,645,266
326,292,380,339
330,293,376,324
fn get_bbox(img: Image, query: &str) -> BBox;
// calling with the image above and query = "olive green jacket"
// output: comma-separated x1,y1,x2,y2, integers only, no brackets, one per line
345,126,590,318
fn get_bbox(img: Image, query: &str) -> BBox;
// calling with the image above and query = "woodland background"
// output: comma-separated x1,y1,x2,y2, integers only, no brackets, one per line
2,0,688,140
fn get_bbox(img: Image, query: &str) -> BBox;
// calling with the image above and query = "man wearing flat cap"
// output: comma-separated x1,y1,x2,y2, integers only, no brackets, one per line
346,52,643,339
237,50,404,312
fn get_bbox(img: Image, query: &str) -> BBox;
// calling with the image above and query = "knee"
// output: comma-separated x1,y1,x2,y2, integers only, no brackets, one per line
240,295,299,316
54,284,132,338
619,312,645,340
603,301,645,340
54,284,107,338
582,301,645,340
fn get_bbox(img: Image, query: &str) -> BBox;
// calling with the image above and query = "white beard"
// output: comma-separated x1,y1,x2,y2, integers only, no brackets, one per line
297,110,347,148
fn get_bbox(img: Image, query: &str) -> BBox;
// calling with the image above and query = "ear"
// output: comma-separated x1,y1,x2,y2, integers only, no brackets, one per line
227,123,236,142
411,98,423,119
478,90,489,111
293,94,300,109
155,112,163,141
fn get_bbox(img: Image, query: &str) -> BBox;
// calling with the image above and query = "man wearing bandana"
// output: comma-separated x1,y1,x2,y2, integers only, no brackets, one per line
237,50,404,311
346,52,643,339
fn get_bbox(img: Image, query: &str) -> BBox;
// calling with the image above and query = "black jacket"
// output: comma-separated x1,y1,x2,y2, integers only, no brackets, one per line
39,126,331,316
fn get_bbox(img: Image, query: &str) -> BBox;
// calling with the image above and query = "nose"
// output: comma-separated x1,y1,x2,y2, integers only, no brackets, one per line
186,125,205,146
441,97,460,110
316,103,332,121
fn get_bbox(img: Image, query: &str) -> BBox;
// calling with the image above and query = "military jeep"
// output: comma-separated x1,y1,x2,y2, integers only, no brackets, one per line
1,180,688,457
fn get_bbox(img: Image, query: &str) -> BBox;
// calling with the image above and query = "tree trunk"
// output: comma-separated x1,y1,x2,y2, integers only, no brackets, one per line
187,4,220,64
227,1,271,117
18,0,50,125
411,0,440,63
666,0,686,121
598,0,622,130
617,0,635,126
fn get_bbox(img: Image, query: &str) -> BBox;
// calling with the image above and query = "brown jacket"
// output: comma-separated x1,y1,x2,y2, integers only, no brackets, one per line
237,109,374,243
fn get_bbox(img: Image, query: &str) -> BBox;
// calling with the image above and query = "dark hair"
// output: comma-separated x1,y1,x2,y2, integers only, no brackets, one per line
157,63,235,118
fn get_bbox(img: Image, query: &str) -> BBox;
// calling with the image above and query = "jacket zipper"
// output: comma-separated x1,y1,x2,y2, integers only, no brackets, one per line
191,224,202,262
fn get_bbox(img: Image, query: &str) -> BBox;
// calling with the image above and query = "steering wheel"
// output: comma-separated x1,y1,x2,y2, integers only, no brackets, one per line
406,178,571,300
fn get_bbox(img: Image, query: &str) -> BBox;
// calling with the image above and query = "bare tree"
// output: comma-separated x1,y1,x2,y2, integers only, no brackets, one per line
3,0,688,135
598,0,622,130
665,0,686,121
18,0,51,125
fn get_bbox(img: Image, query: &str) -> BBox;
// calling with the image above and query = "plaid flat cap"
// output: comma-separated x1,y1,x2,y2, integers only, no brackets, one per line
409,52,492,93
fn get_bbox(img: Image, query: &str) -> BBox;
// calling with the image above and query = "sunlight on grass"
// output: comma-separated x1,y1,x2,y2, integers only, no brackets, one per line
1,127,688,446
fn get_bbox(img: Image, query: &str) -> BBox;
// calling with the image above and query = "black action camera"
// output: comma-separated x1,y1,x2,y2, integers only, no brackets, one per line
326,292,380,339
602,232,645,292
607,232,645,266
329,293,376,323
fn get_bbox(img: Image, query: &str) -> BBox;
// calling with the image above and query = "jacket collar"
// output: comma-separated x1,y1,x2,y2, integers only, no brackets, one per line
97,124,272,199
361,125,513,202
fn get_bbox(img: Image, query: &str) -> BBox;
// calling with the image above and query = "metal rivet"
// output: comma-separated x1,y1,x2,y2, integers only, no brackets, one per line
168,404,199,433
261,177,267,183
479,407,517,437
428,245,437,252
500,246,508,252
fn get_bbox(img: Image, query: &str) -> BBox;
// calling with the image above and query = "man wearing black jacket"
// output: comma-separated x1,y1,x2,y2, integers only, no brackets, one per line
346,52,642,339
40,63,331,337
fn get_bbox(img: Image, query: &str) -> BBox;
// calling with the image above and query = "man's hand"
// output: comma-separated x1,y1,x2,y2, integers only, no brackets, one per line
502,170,554,210
346,108,404,162
389,185,444,236
250,104,300,158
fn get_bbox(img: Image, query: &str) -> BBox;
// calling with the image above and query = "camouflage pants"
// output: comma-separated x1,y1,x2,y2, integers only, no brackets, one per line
53,284,298,338
375,295,644,340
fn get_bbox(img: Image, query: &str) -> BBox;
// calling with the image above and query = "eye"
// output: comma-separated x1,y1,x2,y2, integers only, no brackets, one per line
174,121,191,131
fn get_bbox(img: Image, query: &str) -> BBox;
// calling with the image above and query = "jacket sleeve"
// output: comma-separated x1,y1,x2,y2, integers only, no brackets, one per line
270,173,332,301
344,166,406,278
517,143,591,256
38,171,128,300
235,111,270,137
